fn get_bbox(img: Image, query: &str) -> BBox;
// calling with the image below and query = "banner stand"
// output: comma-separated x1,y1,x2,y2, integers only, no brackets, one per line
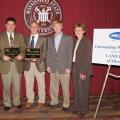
94,65,120,119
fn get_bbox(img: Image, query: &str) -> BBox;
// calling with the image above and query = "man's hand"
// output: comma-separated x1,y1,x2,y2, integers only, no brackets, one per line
15,55,23,60
47,67,51,73
65,68,71,74
80,73,86,80
3,55,10,62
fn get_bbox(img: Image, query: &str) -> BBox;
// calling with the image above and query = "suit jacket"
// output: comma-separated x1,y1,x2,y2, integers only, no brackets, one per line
24,35,47,72
73,36,92,76
46,34,73,74
0,32,26,74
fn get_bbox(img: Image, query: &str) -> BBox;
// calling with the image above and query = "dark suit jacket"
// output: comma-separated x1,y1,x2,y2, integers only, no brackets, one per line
0,32,26,74
46,34,73,74
73,36,92,76
24,35,47,72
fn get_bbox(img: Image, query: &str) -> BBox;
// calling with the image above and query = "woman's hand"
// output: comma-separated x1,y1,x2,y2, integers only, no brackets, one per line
80,73,86,80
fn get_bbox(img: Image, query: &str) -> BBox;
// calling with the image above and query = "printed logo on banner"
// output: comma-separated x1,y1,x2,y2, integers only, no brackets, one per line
24,0,62,36
109,32,120,40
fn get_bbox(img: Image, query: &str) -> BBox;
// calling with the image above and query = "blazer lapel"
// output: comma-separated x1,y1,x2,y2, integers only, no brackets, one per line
35,37,39,48
14,32,20,48
4,32,10,48
35,35,43,48
51,36,56,52
76,36,85,51
27,37,31,48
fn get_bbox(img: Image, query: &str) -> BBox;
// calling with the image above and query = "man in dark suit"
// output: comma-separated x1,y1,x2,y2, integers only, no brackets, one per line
24,21,47,109
46,20,73,111
0,17,26,111
72,23,92,117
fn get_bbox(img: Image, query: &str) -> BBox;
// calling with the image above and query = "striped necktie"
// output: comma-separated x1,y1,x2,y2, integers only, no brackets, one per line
10,33,14,47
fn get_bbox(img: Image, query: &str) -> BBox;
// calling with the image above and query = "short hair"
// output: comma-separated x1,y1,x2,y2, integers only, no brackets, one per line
74,23,87,33
6,17,16,24
52,20,63,27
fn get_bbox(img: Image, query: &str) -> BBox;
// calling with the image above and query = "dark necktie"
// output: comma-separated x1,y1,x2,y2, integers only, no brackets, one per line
31,36,34,48
10,33,14,47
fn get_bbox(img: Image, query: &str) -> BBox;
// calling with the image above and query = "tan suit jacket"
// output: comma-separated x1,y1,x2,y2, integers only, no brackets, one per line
0,32,26,74
24,35,47,72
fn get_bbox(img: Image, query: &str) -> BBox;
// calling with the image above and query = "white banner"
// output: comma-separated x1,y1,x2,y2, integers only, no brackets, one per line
92,29,120,66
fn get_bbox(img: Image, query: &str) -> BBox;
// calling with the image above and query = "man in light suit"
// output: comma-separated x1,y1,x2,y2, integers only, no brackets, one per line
24,21,47,109
46,20,73,111
0,17,26,111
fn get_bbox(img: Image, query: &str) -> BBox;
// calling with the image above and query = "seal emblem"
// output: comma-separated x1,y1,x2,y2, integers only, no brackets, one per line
24,0,62,36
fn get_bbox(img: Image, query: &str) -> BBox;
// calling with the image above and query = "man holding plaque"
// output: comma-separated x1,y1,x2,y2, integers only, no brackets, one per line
0,17,26,112
46,20,73,111
24,21,47,109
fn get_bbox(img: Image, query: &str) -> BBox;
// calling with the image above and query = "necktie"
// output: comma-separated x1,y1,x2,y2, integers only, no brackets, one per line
31,36,34,48
10,33,14,47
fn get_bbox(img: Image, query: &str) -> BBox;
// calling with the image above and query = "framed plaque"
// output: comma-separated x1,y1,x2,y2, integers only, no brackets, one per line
26,48,40,58
4,48,20,58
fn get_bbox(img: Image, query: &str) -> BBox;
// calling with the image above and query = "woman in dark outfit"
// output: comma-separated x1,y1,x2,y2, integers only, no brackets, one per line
72,23,92,118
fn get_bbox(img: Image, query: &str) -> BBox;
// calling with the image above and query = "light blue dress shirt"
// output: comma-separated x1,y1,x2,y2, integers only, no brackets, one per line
54,32,63,52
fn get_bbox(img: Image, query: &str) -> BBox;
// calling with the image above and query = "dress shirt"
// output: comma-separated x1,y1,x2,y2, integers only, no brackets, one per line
7,32,14,46
54,32,63,52
73,39,81,62
30,34,39,48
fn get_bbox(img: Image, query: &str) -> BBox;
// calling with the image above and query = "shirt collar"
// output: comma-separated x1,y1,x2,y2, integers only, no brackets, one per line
7,31,14,37
31,33,39,39
77,36,84,43
55,32,63,38
77,39,81,43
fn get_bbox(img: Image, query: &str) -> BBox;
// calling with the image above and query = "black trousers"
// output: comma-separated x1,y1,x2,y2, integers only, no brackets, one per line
72,64,90,114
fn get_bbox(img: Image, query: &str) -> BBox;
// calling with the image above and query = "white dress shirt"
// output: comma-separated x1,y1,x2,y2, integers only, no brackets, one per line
54,32,63,52
7,32,14,46
73,39,81,62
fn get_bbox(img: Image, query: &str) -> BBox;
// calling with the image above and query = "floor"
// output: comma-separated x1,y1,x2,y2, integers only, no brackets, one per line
0,95,119,120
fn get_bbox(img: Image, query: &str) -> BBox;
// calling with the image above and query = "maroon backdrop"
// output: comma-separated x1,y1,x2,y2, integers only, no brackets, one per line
0,0,120,97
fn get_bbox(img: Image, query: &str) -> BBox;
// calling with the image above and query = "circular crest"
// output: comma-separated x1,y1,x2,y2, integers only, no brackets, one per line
24,0,63,36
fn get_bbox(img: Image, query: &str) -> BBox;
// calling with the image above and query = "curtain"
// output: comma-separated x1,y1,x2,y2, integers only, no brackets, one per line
0,0,120,97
